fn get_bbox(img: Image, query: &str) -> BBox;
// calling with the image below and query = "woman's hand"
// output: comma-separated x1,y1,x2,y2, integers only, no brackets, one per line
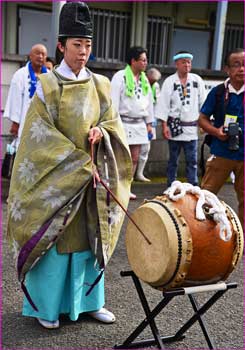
88,127,103,144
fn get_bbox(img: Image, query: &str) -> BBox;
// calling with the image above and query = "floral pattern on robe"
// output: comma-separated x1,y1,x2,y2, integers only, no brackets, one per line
7,69,132,282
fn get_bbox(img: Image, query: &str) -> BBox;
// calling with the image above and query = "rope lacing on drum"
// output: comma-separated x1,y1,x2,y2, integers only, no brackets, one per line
164,181,232,242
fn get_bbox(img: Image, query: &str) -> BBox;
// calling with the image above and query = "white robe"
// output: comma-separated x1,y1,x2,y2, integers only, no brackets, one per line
4,63,33,148
111,69,154,145
4,62,48,149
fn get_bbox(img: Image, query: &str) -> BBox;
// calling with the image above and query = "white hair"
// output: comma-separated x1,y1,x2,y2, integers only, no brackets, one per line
146,67,161,81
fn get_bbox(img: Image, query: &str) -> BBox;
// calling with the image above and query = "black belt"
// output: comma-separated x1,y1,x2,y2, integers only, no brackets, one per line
181,120,198,126
120,115,145,123
168,116,198,127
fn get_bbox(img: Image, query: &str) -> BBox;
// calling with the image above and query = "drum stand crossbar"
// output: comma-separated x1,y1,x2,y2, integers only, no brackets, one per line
114,271,237,350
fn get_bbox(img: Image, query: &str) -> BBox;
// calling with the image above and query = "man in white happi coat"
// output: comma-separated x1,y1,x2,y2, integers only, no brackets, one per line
155,51,206,187
4,44,48,149
111,46,154,199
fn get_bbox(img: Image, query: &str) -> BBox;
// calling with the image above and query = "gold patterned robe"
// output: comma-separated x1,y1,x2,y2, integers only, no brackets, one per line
7,69,132,282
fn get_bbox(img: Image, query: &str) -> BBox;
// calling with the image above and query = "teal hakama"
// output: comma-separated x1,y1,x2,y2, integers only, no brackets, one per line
22,246,104,321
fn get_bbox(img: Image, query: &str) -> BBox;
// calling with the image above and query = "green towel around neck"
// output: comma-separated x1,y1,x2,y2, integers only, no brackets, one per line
151,83,157,103
124,64,149,97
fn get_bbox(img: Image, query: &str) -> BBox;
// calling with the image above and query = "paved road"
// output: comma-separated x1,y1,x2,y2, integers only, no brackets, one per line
2,182,244,350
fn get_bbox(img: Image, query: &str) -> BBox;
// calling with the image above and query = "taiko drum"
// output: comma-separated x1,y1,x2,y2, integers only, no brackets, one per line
126,194,243,290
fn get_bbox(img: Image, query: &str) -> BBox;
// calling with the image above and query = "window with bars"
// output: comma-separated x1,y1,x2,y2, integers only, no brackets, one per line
147,16,173,65
90,8,131,63
222,24,244,62
90,9,174,66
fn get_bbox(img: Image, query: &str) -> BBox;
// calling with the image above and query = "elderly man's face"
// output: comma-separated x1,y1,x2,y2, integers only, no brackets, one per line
225,51,244,87
175,58,192,75
29,45,47,69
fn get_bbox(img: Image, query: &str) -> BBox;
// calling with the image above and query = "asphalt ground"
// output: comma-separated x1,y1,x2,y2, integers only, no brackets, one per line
1,181,244,350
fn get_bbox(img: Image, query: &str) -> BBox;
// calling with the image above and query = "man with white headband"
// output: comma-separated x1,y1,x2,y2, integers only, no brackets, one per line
155,51,206,187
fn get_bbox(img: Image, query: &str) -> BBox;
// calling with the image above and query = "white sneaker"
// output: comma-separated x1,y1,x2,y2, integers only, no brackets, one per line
130,192,137,200
135,174,151,182
37,318,60,329
88,307,116,324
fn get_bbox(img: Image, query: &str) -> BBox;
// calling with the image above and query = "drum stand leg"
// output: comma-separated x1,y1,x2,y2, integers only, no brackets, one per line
114,271,237,350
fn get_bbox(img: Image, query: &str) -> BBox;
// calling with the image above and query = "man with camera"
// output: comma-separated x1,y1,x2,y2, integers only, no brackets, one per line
199,48,244,229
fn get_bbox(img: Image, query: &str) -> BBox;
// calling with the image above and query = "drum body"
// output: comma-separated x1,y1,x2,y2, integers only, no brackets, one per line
126,194,243,290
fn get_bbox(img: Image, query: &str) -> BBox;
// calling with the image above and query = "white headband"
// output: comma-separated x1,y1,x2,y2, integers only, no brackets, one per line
173,53,193,61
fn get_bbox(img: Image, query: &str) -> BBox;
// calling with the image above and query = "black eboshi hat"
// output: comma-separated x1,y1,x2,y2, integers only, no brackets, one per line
58,1,93,39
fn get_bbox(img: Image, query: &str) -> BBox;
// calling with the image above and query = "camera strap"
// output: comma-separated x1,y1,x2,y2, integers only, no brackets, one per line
224,81,230,113
215,82,229,118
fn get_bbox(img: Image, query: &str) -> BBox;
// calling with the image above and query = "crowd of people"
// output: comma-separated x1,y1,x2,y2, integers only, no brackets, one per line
4,1,244,331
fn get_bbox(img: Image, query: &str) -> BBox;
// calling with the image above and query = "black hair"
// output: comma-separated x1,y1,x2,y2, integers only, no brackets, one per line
58,37,68,48
175,50,192,55
126,46,147,65
55,38,68,65
46,56,55,65
55,46,64,65
224,48,244,66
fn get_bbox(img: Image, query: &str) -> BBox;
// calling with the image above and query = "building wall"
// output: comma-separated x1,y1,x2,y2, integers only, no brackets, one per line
1,61,20,132
2,1,244,55
89,1,131,12
1,1,243,177
227,1,244,24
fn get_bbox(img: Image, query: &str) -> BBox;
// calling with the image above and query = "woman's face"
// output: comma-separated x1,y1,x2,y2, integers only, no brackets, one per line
58,38,92,75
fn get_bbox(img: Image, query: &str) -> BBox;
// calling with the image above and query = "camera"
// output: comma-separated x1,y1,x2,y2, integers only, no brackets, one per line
223,122,242,151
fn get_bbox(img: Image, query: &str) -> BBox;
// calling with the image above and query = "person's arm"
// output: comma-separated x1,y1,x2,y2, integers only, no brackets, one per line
10,122,19,136
146,123,153,137
162,120,171,139
198,85,228,142
198,112,228,141
198,76,207,110
88,127,103,144
110,72,122,112
37,80,103,146
154,78,172,139
4,70,25,136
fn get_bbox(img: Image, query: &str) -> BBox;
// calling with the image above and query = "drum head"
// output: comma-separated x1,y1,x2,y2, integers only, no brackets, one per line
126,202,180,287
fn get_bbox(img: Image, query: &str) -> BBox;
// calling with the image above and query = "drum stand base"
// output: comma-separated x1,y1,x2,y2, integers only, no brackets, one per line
114,271,237,350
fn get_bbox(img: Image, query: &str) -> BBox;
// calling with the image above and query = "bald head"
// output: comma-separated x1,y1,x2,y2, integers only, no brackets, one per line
29,44,47,72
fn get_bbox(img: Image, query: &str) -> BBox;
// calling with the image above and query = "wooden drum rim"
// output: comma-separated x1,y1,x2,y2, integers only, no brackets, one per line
144,196,193,290
147,199,182,287
223,203,244,276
